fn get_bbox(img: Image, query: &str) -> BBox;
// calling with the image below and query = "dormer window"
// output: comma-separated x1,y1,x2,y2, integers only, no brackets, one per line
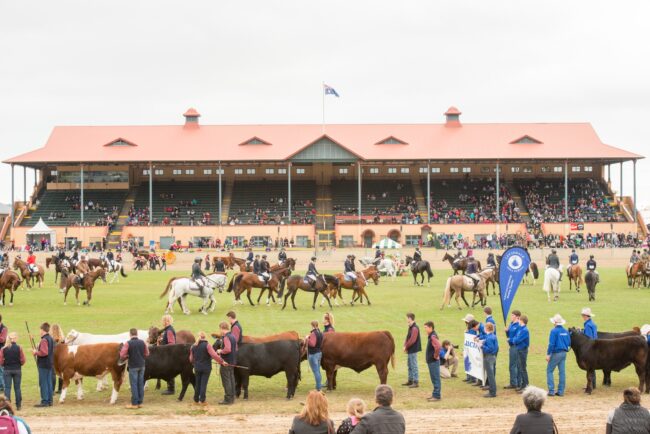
375,136,408,145
239,137,272,146
104,138,137,147
511,135,543,144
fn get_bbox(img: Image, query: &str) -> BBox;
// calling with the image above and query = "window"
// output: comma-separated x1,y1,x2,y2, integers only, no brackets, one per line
172,169,182,175
50,170,58,176
246,168,256,175
419,167,427,174
216,168,224,175
369,167,379,174
234,168,243,175
553,166,563,173
296,168,305,174
541,166,550,173
155,169,164,175
265,168,275,175
405,235,421,246
185,169,194,175
203,169,212,175
339,168,348,174
431,167,440,173
142,169,150,175
523,166,533,173
481,167,491,173
388,167,397,174
278,168,287,175
584,166,593,172
450,167,459,173
571,166,581,172
400,167,410,174
511,167,520,173
462,167,471,173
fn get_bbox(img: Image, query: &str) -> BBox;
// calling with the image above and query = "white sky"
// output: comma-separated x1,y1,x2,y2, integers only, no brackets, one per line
0,1,648,207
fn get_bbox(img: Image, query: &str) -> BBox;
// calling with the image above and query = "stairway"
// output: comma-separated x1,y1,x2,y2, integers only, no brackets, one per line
315,185,335,247
107,188,137,248
220,181,234,224
411,174,428,217
505,181,531,223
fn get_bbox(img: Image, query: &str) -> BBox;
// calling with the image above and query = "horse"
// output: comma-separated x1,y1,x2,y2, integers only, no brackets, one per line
212,254,240,271
0,270,21,306
227,267,292,306
102,259,128,284
282,274,332,310
87,258,105,270
273,257,296,272
627,261,647,288
62,268,107,306
441,253,482,275
523,262,539,285
13,257,45,289
404,256,434,286
585,270,598,301
376,258,398,281
46,255,72,283
159,273,225,315
319,275,342,307
543,267,561,302
333,267,379,306
440,269,490,310
567,264,583,292
484,265,499,295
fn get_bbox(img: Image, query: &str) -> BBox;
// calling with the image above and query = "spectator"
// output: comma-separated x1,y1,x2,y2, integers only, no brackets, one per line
402,313,421,389
288,390,334,434
120,328,150,409
510,386,557,434
352,384,405,434
31,322,54,408
439,340,458,379
504,310,522,390
423,320,442,401
481,322,499,398
0,332,25,410
606,387,650,434
336,398,366,434
0,395,30,433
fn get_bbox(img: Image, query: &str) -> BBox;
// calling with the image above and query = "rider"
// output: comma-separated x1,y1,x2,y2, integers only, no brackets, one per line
76,254,90,283
642,249,650,262
191,257,207,297
245,248,254,271
278,247,287,266
306,256,320,289
71,248,80,268
547,249,562,281
568,249,579,276
58,247,67,260
629,250,640,275
465,253,480,291
214,256,226,274
586,254,599,283
412,247,422,269
375,247,382,260
452,248,464,267
106,249,116,270
486,253,497,269
26,250,38,274
252,255,261,274
259,254,271,284
344,255,358,290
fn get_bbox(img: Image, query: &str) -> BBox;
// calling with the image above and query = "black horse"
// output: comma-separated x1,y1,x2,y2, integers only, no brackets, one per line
585,270,598,301
404,256,434,286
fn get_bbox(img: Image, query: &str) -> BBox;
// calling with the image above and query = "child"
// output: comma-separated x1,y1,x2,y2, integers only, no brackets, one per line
336,398,366,434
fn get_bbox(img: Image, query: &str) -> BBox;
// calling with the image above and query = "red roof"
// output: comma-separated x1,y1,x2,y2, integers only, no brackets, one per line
4,121,642,165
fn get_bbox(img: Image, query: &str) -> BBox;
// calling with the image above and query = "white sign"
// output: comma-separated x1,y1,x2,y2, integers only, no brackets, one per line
463,332,485,382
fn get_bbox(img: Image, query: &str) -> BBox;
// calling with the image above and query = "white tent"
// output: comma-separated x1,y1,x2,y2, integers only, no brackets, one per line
373,238,402,249
26,218,57,246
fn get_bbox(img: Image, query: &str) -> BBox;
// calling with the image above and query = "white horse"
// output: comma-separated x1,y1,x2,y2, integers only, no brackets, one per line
64,328,149,391
160,273,226,315
102,259,128,283
543,267,562,302
376,258,397,281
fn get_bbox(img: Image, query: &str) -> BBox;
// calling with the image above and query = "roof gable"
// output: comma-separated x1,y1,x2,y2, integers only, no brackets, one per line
239,136,272,146
511,135,543,144
375,136,408,145
104,137,138,147
290,136,360,162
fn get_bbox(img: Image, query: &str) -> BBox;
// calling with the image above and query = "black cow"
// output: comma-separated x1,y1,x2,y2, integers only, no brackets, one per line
569,327,648,394
215,339,301,400
597,329,642,386
144,344,195,401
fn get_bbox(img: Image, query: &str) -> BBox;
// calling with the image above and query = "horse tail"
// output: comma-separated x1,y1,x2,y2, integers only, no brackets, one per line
382,331,396,370
120,266,128,278
232,274,244,293
441,277,452,308
226,275,236,293
159,277,176,299
426,263,433,278
531,263,539,279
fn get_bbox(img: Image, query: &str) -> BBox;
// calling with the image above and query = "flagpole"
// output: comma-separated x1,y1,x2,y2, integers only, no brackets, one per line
321,81,325,134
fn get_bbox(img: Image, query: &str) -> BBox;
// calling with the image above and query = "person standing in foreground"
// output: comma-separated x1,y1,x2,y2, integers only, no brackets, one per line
189,331,226,406
509,386,558,434
606,387,650,434
226,311,243,348
0,332,25,410
215,321,237,405
160,314,176,395
504,310,521,390
306,320,324,391
120,328,150,409
511,315,530,392
352,384,405,434
403,313,421,389
423,321,442,402
546,314,571,397
581,307,598,389
481,323,499,398
0,315,8,393
32,322,54,407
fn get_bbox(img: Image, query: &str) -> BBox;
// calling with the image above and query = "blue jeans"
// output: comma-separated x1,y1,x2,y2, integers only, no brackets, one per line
427,360,441,399
407,353,419,383
484,354,497,396
517,349,529,388
508,345,519,387
546,352,566,395
38,367,53,405
128,367,145,405
0,366,4,390
308,352,322,391
4,370,21,408
193,369,211,403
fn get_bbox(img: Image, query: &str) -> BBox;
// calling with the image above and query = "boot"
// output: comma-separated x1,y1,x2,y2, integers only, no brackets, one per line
401,380,413,386
408,381,419,389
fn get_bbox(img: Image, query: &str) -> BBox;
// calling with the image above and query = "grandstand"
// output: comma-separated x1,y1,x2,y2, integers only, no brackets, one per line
3,107,645,249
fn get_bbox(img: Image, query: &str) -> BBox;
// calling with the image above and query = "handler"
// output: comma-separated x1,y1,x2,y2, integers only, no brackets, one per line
189,330,230,406
160,315,177,395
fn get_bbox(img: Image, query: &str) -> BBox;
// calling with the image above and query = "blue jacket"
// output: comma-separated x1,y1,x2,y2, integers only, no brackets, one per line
547,325,571,355
482,333,499,355
569,253,579,264
505,321,520,347
583,319,598,340
511,325,529,350
485,316,496,331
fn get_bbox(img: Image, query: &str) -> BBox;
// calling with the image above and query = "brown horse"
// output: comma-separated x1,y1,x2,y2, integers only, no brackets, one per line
272,258,296,272
628,261,647,288
87,258,105,270
0,270,21,306
441,253,482,275
333,266,379,306
567,264,583,291
45,255,72,283
440,269,490,310
212,254,246,271
13,257,45,289
63,268,106,306
483,267,499,296
282,274,332,310
227,267,292,306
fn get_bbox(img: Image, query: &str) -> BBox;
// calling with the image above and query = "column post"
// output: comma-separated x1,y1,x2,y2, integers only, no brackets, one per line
564,160,568,223
427,161,431,224
288,163,292,224
80,164,84,224
149,162,153,225
496,161,500,222
10,165,14,232
633,159,637,224
218,162,222,225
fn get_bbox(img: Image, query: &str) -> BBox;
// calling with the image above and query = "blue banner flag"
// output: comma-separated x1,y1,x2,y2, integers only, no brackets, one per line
323,84,340,97
499,246,531,325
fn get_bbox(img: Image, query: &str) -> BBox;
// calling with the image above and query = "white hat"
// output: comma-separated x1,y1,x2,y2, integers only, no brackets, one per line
462,314,475,323
549,314,566,326
581,307,595,317
641,324,650,336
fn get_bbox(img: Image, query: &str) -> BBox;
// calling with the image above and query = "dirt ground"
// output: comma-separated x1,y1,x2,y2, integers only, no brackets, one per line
26,393,621,433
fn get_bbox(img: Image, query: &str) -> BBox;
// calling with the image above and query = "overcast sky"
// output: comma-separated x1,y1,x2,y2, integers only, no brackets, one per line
0,1,648,209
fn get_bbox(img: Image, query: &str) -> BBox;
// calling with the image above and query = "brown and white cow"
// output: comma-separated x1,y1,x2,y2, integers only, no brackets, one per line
320,331,396,391
54,343,125,404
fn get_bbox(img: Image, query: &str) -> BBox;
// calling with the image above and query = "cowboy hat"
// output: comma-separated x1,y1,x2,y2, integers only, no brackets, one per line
641,324,650,336
549,314,566,325
462,314,475,323
581,307,595,317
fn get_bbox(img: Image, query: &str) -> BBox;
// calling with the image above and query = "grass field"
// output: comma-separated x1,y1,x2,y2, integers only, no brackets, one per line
5,266,648,417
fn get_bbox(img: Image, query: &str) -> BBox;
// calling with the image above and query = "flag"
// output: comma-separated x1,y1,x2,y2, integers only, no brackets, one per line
323,84,340,97
499,246,531,325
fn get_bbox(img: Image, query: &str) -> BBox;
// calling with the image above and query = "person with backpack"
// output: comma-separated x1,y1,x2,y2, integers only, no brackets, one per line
0,333,25,411
0,395,30,434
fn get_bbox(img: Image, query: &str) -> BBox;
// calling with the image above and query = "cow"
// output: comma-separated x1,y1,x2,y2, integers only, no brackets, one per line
569,327,648,395
143,344,195,401
54,343,125,404
320,331,395,391
242,331,300,344
147,327,195,391
214,338,301,400
597,329,642,386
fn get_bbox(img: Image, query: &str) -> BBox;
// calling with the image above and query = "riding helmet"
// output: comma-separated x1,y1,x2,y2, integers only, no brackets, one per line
194,257,201,262
311,256,317,261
